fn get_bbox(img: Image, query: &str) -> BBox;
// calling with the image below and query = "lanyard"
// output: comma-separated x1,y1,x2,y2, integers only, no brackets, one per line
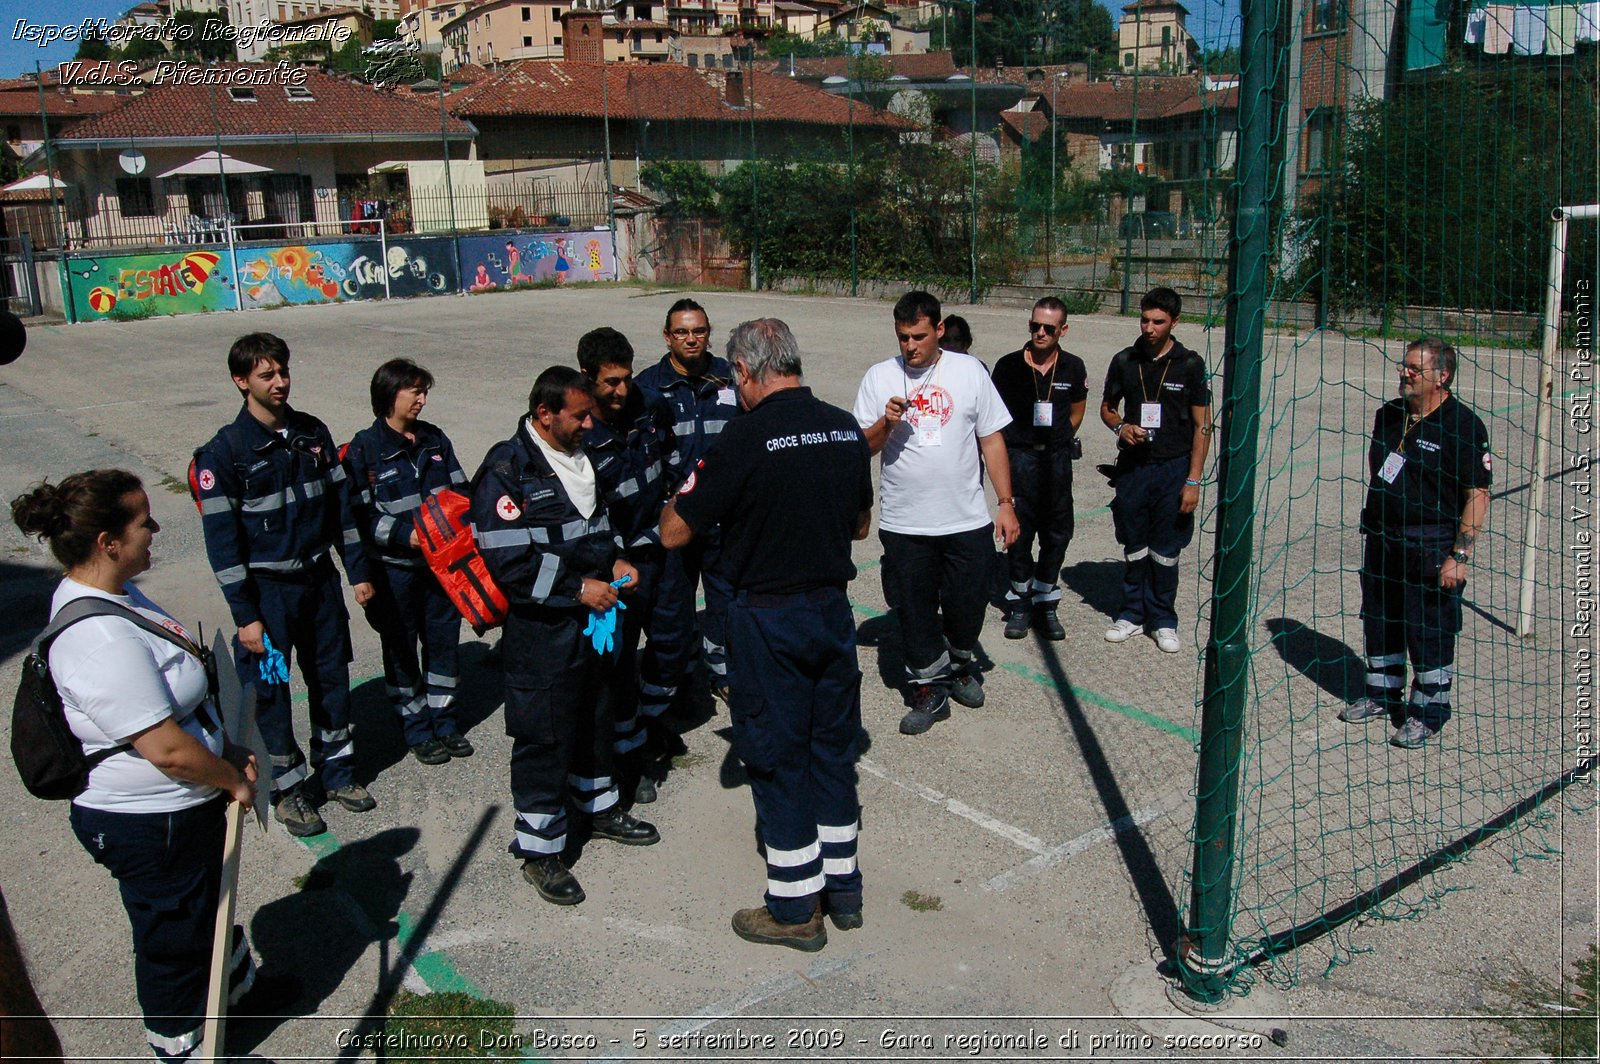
1029,353,1058,402
902,353,943,407
1140,355,1173,407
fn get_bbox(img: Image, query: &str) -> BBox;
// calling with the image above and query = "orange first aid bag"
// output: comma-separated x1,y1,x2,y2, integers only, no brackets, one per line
415,490,509,635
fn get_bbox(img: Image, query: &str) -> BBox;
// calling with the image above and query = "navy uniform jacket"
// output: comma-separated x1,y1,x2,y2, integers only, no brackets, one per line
584,389,675,552
193,405,369,629
633,354,740,490
343,418,468,569
471,418,623,612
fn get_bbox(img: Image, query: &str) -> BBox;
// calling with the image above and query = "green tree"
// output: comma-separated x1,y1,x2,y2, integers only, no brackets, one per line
117,35,168,62
1298,65,1597,313
75,26,111,61
764,31,851,59
168,10,232,62
639,161,719,218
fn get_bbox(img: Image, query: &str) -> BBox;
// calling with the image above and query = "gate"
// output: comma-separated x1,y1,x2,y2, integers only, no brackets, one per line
0,236,42,317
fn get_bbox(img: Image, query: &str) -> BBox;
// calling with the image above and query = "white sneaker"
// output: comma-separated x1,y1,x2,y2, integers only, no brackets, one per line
1105,619,1140,643
1153,628,1180,653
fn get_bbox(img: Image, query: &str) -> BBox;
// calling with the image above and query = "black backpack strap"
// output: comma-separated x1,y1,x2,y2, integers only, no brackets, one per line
35,596,221,748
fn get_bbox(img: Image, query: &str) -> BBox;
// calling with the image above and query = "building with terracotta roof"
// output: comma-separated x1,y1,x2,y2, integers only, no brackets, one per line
448,59,912,183
41,66,477,247
1117,1,1198,73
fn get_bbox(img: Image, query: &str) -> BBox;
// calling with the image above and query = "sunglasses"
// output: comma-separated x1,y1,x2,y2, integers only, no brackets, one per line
669,327,711,339
1029,321,1059,336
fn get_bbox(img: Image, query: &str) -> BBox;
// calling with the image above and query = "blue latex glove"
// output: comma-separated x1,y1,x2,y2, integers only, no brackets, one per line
583,575,632,656
258,633,290,685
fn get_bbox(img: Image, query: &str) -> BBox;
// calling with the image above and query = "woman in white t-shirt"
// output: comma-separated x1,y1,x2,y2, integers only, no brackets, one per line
11,469,286,1062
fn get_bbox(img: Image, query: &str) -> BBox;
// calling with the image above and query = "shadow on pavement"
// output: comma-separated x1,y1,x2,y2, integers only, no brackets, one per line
1060,558,1125,621
1032,633,1184,964
1263,617,1362,702
349,641,506,787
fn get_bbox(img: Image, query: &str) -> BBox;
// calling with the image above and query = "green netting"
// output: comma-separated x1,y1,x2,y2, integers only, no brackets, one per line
606,0,1599,994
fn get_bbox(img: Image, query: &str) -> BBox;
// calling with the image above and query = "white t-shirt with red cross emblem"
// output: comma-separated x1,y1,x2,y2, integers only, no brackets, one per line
853,349,1011,536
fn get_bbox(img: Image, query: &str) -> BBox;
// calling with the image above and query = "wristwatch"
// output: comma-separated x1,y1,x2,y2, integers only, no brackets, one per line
1450,548,1471,564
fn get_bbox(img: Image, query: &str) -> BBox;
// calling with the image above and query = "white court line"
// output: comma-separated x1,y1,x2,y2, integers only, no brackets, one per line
983,807,1167,893
0,398,144,420
581,953,862,1063
857,756,1047,855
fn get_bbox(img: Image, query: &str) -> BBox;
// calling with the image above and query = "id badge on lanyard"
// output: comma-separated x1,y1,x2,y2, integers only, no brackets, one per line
916,419,943,447
1379,451,1405,483
1140,403,1162,429
1032,401,1053,428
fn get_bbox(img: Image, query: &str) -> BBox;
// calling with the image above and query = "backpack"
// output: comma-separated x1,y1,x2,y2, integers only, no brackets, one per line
13,597,216,800
415,489,509,636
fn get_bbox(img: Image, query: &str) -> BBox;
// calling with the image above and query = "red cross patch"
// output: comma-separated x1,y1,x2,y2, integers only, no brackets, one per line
197,469,215,491
496,495,522,520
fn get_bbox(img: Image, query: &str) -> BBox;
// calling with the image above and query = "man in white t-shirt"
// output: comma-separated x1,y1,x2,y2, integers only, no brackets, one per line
854,291,1020,735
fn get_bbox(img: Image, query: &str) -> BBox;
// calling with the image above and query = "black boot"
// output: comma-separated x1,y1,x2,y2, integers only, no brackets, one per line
522,856,584,905
1034,605,1065,641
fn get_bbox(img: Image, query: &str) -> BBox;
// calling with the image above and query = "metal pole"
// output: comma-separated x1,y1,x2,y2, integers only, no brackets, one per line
380,218,391,300
848,27,857,297
1517,204,1600,635
226,214,241,311
209,83,234,230
1180,0,1278,1004
1047,74,1058,286
601,65,616,246
1121,4,1140,315
968,0,978,305
35,62,67,252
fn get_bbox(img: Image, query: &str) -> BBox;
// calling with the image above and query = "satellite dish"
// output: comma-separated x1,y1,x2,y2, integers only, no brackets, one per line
118,149,146,175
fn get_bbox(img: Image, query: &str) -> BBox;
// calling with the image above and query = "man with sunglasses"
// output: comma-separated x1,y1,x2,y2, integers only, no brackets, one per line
631,299,739,786
1343,338,1491,749
991,297,1089,640
1099,287,1211,654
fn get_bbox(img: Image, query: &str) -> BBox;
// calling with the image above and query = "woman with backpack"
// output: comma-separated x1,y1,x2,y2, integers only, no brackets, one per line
11,469,290,1062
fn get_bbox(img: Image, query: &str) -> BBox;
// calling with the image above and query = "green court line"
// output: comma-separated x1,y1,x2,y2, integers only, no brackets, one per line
849,600,1196,742
292,830,484,999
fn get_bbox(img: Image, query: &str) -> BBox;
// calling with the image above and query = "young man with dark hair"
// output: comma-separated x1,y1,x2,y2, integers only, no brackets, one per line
854,291,1019,735
193,332,374,837
472,366,657,905
991,296,1089,640
633,299,740,732
1343,338,1491,748
577,327,677,802
1099,287,1212,654
343,358,472,768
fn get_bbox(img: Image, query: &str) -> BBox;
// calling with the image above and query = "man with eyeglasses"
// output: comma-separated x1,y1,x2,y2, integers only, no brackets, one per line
854,290,1019,735
990,296,1089,640
632,299,739,782
1099,287,1212,654
1343,338,1491,749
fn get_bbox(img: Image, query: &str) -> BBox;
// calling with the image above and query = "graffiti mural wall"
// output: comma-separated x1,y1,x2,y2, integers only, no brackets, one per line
458,230,616,292
64,229,611,322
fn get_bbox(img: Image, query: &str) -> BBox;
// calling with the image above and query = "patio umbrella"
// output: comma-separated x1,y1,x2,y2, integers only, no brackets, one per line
1,173,68,192
156,151,274,178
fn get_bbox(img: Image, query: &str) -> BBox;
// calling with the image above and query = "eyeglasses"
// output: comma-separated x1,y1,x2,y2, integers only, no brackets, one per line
1398,363,1432,377
1028,321,1059,336
669,327,711,339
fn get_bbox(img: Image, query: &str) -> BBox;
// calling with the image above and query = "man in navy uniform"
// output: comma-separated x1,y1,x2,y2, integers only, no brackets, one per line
193,332,374,838
1342,338,1491,748
990,296,1089,640
634,298,740,716
472,366,658,906
578,327,676,803
661,318,873,952
1099,287,1212,654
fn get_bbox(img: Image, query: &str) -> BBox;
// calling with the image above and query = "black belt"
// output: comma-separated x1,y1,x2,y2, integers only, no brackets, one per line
738,587,844,608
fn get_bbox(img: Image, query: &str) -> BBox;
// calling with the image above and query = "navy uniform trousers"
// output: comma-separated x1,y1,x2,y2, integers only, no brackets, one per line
1360,529,1462,731
611,548,664,757
1005,445,1076,608
1109,454,1193,631
70,797,256,1061
504,608,619,858
362,563,462,747
233,560,356,798
725,587,862,924
640,532,733,718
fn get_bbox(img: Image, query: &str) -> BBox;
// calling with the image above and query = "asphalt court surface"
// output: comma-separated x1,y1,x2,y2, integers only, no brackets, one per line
0,287,1592,1061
